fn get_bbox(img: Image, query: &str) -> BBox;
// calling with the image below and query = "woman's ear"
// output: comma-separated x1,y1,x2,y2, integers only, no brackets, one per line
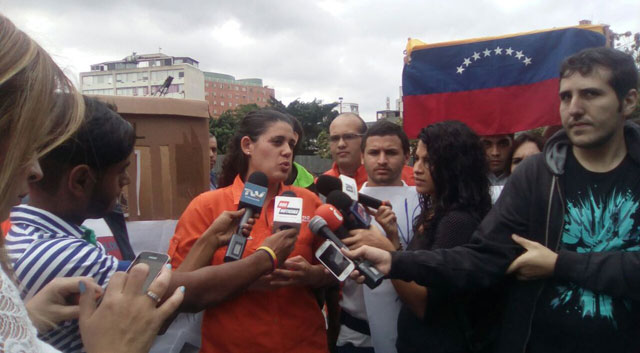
240,136,253,157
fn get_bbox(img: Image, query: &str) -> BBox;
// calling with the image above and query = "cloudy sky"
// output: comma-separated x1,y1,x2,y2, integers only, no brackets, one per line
2,0,638,120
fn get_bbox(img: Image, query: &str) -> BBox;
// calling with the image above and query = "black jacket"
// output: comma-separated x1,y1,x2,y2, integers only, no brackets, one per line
389,122,640,353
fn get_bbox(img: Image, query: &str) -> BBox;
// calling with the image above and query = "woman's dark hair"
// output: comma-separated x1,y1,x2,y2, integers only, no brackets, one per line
509,131,546,168
219,108,295,188
415,120,492,248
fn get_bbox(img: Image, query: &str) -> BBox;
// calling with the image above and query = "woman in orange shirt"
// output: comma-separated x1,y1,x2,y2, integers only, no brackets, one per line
168,109,332,353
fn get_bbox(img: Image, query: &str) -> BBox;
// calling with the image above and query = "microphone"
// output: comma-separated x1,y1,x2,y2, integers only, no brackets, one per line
224,172,269,262
315,203,349,238
273,190,303,232
309,215,384,289
326,190,371,230
316,174,390,210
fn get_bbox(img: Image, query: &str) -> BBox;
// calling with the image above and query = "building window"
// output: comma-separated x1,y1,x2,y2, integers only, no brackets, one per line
242,87,246,92
221,102,225,106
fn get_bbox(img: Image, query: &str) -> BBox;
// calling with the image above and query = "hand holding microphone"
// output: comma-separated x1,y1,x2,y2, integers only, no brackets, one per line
224,172,269,262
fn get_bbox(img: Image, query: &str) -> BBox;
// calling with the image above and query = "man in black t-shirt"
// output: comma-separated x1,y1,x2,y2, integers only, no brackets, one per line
344,47,640,353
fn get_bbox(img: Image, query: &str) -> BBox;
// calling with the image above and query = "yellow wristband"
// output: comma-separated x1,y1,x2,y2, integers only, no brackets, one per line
256,246,278,270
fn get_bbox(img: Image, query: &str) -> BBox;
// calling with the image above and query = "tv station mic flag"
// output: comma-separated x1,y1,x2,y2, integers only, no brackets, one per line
402,25,606,138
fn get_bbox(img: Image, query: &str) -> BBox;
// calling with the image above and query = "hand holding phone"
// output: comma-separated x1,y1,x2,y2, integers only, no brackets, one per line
127,251,170,294
315,240,356,281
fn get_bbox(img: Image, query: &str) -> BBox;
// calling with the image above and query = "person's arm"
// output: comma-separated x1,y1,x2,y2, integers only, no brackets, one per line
169,228,299,312
356,157,545,291
393,211,479,319
391,280,428,319
553,250,640,300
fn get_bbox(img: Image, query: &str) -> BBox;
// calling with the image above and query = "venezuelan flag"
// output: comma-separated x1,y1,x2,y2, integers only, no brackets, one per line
402,25,606,138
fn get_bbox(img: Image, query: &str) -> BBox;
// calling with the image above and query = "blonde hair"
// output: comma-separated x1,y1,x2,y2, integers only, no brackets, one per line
0,14,84,274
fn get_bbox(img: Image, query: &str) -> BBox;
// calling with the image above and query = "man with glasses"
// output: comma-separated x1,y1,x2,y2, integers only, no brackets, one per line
323,113,414,189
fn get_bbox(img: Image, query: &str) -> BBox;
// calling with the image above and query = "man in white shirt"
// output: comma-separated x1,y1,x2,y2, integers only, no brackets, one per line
337,120,420,353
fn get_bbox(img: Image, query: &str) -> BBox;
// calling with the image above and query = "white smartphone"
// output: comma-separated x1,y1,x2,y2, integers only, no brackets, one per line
127,251,170,294
315,240,356,281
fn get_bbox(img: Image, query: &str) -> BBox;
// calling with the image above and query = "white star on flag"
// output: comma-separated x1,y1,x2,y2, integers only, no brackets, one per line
472,52,481,60
463,58,472,67
523,57,532,65
483,49,491,57
494,46,503,55
505,47,514,55
515,51,524,59
456,65,465,74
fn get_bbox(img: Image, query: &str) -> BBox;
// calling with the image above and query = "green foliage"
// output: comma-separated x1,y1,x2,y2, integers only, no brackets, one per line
315,130,332,159
209,103,260,154
268,97,339,155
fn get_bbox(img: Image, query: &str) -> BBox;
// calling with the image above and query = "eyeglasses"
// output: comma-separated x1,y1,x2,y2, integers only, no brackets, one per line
329,133,363,143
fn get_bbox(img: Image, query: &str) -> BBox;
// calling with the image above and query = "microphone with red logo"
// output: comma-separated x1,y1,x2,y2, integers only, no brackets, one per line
224,172,269,262
273,190,303,232
316,175,391,210
310,205,384,289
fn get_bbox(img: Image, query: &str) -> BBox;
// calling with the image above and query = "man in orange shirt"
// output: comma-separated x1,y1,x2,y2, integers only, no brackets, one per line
323,113,414,188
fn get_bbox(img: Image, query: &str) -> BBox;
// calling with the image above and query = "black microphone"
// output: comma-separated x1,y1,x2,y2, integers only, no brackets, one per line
309,215,384,289
326,190,371,230
316,174,390,210
224,172,269,262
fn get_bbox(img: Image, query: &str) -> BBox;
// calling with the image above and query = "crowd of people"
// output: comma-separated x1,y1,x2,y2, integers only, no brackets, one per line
1,12,640,353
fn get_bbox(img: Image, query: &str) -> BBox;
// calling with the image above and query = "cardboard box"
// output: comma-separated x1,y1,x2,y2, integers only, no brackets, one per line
95,95,210,220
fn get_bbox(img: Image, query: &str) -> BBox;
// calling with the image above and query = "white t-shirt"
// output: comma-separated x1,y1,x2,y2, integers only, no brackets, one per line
337,182,421,352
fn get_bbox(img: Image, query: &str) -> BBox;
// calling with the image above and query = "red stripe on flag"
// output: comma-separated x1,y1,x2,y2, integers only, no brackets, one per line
403,78,561,138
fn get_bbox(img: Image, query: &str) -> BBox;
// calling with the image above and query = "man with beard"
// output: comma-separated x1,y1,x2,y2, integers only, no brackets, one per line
5,96,135,352
336,120,420,353
346,47,640,353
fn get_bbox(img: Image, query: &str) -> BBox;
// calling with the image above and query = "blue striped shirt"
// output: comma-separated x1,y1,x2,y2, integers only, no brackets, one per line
5,205,121,353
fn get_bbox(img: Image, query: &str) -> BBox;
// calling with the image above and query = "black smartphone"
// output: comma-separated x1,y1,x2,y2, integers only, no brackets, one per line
127,251,170,293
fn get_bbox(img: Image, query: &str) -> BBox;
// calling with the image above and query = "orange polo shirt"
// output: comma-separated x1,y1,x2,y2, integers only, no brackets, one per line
168,175,328,353
322,163,415,189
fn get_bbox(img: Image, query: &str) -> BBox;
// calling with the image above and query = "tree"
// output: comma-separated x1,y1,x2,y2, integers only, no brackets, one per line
269,97,339,155
210,104,260,154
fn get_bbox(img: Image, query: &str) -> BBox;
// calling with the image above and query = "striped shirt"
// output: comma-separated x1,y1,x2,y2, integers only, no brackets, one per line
5,205,124,353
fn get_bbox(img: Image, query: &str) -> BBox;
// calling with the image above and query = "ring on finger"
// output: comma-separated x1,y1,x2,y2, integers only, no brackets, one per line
146,290,161,303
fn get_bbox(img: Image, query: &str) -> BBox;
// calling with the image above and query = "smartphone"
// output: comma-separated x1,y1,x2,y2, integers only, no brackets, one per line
315,240,356,281
127,251,170,294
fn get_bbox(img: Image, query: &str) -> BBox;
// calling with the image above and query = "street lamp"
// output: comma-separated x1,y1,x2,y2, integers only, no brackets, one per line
338,97,343,113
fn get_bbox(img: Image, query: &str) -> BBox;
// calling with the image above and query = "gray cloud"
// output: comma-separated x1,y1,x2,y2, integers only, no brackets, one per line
1,0,638,120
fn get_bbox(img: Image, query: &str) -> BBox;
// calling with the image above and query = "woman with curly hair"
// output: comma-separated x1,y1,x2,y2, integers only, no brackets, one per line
394,120,495,353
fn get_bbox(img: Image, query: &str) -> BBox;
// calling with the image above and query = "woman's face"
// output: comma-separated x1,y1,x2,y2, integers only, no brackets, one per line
413,141,435,196
243,121,296,185
510,141,541,173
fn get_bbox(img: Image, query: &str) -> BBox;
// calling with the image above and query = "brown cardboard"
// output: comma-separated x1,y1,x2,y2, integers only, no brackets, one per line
94,95,210,220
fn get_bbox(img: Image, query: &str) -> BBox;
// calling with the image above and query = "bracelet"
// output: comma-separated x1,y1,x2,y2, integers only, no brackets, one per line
256,246,278,271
